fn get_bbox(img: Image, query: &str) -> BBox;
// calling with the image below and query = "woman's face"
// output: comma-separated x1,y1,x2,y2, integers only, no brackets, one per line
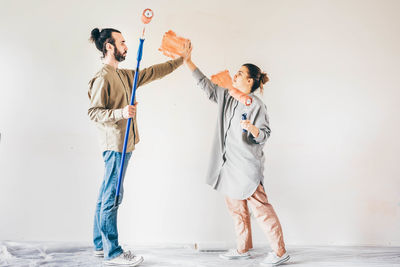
233,66,253,93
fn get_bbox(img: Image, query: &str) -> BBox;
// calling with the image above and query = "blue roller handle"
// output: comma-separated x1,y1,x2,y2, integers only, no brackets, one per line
242,113,247,133
114,38,145,207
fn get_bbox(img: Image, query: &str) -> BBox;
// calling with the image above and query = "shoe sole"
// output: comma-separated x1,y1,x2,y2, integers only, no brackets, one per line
103,256,144,266
94,251,104,257
219,254,251,260
261,255,290,266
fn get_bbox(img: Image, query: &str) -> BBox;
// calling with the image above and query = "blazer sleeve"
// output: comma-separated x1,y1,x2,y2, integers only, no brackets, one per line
192,67,226,103
249,103,271,144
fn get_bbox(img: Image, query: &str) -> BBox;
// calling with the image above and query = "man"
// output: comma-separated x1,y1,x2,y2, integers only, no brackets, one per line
88,27,188,266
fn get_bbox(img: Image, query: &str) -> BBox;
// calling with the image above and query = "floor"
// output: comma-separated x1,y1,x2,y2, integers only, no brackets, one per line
0,241,399,266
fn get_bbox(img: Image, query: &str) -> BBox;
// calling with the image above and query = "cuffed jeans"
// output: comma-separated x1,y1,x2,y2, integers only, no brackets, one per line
93,150,132,260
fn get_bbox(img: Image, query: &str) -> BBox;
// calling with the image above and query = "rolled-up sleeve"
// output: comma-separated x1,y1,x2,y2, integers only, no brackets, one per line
88,76,124,123
192,68,225,103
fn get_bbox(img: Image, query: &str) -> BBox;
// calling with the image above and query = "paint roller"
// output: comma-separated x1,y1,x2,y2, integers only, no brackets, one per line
211,70,251,133
114,8,154,207
194,242,230,252
211,70,253,107
140,8,154,37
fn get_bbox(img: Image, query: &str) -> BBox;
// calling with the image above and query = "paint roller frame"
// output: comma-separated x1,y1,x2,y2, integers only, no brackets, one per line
114,8,154,207
211,70,253,107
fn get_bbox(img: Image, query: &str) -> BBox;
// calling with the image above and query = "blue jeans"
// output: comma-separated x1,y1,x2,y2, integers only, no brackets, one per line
93,150,132,260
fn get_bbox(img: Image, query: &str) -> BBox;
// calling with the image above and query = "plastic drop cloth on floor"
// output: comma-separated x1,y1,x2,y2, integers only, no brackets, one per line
1,240,400,267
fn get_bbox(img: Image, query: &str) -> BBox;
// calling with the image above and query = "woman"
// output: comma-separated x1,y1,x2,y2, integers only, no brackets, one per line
184,43,290,266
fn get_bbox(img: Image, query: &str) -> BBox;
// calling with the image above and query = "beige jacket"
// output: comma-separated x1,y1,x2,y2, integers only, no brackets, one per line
88,57,183,152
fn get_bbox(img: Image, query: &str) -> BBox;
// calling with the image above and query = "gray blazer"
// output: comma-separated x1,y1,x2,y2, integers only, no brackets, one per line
193,68,271,200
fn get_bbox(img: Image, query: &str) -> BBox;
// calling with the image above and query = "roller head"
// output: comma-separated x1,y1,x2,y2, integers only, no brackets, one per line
141,8,154,24
211,70,253,106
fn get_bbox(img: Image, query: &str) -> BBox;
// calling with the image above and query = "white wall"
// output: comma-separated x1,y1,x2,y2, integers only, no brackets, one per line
0,0,399,247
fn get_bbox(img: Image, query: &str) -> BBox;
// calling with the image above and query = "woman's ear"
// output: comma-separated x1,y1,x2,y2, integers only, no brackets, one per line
247,78,253,87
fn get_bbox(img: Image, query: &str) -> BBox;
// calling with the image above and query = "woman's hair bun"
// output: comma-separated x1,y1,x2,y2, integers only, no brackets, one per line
260,72,269,85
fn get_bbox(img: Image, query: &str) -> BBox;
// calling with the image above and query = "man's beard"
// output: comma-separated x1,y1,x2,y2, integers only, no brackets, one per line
114,49,126,62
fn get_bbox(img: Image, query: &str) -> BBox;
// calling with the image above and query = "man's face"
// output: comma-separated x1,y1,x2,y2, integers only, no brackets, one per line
111,32,128,62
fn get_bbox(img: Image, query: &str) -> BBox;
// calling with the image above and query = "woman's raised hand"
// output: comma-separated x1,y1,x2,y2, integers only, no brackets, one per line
182,40,192,63
183,40,197,71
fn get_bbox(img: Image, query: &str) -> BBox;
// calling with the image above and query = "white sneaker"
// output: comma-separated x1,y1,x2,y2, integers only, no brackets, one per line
103,251,144,266
93,250,104,257
219,249,251,260
260,251,290,266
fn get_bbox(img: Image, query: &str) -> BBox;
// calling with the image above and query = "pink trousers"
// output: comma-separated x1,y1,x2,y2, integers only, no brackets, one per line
225,184,286,253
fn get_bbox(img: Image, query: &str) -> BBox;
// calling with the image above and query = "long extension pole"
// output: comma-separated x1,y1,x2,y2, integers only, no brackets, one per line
114,9,154,207
114,38,144,207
